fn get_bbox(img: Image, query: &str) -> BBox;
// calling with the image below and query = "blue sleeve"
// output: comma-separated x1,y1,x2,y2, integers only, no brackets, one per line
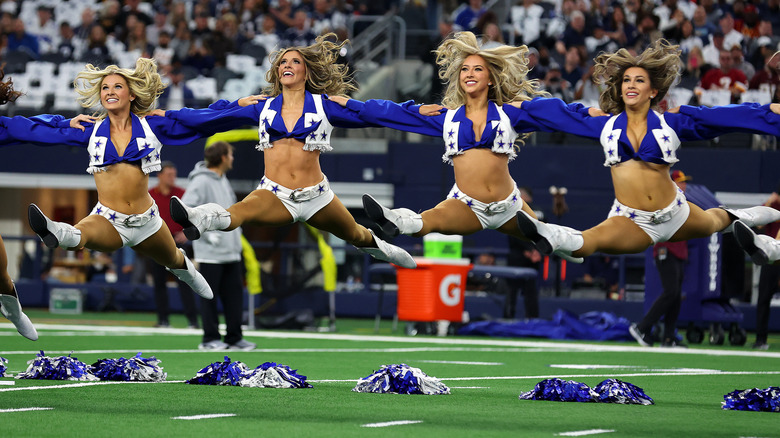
145,116,222,145
164,99,261,134
353,99,445,137
28,114,72,129
1,115,91,146
0,122,17,146
321,98,377,128
517,97,606,140
667,103,780,141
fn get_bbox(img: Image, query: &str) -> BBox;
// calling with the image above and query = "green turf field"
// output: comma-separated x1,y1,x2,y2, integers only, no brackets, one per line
1,311,779,437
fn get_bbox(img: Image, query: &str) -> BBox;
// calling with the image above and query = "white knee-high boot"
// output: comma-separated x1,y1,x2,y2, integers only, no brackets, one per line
28,204,82,249
516,211,584,264
363,194,423,237
167,249,214,299
0,285,38,341
170,196,232,241
722,206,780,233
356,230,417,268
734,220,780,265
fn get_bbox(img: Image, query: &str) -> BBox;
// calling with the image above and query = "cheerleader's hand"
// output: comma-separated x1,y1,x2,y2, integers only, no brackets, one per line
419,104,445,116
666,106,681,114
588,107,609,117
146,109,166,117
238,95,267,106
328,95,349,107
69,114,97,131
771,103,780,114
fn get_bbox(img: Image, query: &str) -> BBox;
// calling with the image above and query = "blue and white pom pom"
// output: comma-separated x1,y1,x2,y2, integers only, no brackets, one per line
16,351,97,381
187,356,251,386
593,379,654,405
91,352,167,382
519,378,596,402
241,362,312,388
0,357,7,377
722,387,780,412
352,364,450,395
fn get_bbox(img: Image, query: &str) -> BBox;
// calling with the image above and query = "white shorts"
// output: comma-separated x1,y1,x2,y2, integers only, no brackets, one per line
257,175,335,222
607,190,691,244
89,201,164,247
447,183,524,230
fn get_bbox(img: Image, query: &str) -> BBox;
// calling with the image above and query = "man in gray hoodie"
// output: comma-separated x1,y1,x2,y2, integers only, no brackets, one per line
183,141,256,351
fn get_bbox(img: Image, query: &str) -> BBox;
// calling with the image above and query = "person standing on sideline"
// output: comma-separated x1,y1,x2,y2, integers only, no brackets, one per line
630,169,692,347
734,182,780,350
183,142,255,351
149,161,199,328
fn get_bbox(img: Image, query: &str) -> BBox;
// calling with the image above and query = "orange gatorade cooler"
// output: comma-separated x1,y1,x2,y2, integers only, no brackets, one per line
396,258,473,322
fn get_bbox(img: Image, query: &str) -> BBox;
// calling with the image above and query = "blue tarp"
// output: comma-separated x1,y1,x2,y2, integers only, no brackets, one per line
456,309,633,341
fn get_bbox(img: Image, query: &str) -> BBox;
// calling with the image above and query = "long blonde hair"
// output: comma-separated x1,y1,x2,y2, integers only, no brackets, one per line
263,33,357,96
74,58,166,118
435,32,547,109
593,39,682,114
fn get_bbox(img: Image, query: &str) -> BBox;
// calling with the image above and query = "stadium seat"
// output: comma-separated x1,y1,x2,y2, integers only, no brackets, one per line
226,54,257,73
240,42,268,64
185,76,219,102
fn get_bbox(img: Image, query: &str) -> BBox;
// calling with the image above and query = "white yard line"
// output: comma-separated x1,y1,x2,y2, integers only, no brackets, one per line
171,414,237,420
3,322,778,359
417,360,504,365
0,407,53,413
0,380,184,392
556,429,616,436
361,420,422,428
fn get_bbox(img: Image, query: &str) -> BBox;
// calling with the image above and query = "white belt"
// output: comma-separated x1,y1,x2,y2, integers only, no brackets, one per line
455,191,519,216
91,202,157,228
259,176,330,203
614,191,685,224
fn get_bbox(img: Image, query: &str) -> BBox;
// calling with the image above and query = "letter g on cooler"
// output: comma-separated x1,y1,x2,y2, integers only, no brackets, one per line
439,274,463,306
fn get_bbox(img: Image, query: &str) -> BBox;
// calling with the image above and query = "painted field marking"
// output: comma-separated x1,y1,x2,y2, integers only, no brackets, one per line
0,380,184,393
9,322,780,359
449,386,489,389
418,360,503,366
0,381,14,386
361,420,422,428
549,364,721,374
0,407,53,413
171,414,237,420
556,429,615,436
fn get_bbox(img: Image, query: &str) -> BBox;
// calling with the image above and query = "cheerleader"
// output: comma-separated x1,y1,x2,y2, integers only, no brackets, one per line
3,58,221,301
158,34,415,268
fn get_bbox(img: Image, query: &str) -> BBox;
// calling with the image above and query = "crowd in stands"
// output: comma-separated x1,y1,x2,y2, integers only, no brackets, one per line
456,0,780,109
1,0,780,117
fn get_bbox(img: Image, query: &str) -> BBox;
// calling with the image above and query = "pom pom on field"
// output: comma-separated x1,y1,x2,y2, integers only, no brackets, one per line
352,364,450,395
241,362,312,388
722,387,780,412
16,351,97,381
519,378,596,402
593,379,654,405
91,352,167,382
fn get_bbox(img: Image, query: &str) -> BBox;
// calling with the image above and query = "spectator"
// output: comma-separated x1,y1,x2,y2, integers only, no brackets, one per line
700,0,723,25
159,68,197,110
269,0,296,33
479,20,504,50
526,46,547,82
691,5,716,45
718,13,744,53
80,24,113,66
574,63,600,106
208,15,239,68
561,46,584,89
148,161,200,329
152,30,175,70
760,0,780,36
29,5,57,54
604,5,639,49
546,0,576,47
702,29,727,67
421,18,454,104
74,7,96,42
731,44,755,81
253,14,280,55
55,22,78,61
543,63,574,103
749,43,780,92
747,22,779,69
281,9,317,48
126,20,154,56
556,9,587,55
452,0,487,33
678,19,704,56
511,0,545,47
311,0,345,36
182,38,216,76
680,45,711,89
183,141,256,351
634,12,663,52
585,23,617,58
171,20,193,62
118,0,153,28
699,48,748,102
97,0,121,36
7,18,39,59
147,9,174,46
